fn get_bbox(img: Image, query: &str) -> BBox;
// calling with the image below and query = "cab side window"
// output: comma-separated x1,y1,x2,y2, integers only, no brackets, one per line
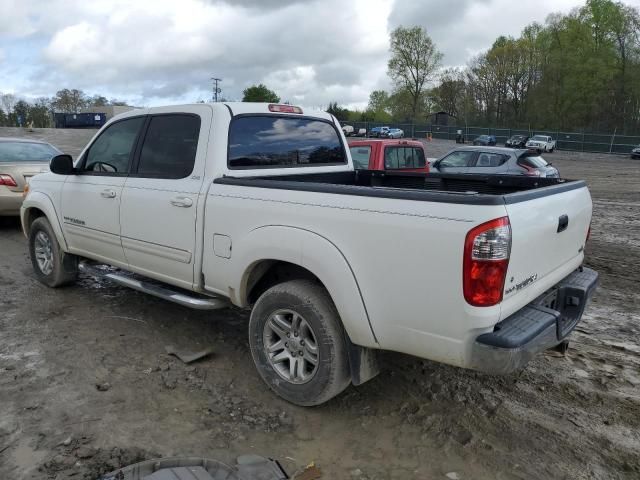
82,117,145,174
136,114,201,179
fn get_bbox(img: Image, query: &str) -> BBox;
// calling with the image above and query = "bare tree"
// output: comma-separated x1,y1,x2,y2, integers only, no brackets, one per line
1,93,17,115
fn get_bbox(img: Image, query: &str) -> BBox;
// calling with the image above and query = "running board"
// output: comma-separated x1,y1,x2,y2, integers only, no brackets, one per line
78,263,229,310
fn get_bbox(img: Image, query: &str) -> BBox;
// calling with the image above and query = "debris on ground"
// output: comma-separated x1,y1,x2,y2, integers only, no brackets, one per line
292,462,322,480
95,382,111,392
165,345,215,364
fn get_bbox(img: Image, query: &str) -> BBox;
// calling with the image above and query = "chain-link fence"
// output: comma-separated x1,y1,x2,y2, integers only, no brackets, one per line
342,122,640,155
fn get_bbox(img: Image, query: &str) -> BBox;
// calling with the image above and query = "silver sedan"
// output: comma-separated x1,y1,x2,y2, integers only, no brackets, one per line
0,138,61,216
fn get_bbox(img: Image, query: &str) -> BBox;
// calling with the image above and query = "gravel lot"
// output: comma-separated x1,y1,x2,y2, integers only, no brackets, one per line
1,127,639,479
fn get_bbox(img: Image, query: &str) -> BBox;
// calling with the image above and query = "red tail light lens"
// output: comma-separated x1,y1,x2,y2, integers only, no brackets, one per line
463,217,511,307
0,174,17,187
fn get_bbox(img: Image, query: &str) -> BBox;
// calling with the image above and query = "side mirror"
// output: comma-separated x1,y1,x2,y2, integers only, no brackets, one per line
50,154,74,175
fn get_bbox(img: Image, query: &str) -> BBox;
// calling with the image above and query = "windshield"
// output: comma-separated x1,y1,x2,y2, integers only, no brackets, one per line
0,141,60,162
349,146,372,169
519,155,548,168
510,135,524,140
531,136,547,141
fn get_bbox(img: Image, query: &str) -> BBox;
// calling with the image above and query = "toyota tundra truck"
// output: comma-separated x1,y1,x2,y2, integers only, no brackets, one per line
21,103,598,406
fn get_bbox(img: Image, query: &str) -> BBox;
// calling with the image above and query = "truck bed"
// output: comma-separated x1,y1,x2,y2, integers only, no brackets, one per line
215,170,586,206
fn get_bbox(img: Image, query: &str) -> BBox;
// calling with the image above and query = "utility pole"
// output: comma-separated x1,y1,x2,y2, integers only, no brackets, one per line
211,77,222,102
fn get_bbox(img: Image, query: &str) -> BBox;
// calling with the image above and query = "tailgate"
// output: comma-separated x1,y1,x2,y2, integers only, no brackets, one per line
501,184,592,319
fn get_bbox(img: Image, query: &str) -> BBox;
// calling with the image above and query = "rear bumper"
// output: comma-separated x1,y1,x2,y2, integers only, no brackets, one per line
471,266,598,374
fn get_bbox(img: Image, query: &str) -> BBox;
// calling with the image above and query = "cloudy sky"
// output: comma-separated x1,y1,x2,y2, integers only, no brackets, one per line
0,0,597,109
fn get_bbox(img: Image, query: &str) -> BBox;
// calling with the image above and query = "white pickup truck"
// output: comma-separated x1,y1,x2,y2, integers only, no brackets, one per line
21,103,598,406
526,135,556,153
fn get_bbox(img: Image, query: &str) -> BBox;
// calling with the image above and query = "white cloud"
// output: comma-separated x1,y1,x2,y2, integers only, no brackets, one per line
0,0,617,108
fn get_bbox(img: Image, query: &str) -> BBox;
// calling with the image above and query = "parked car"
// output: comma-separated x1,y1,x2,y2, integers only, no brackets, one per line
22,102,597,406
431,146,560,177
342,125,355,136
526,135,556,153
505,135,529,148
349,139,428,173
381,128,404,139
368,126,389,138
473,134,496,146
631,145,640,159
0,138,60,216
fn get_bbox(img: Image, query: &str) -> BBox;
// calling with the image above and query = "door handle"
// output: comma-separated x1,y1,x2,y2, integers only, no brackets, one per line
170,196,193,208
557,214,569,233
101,189,117,199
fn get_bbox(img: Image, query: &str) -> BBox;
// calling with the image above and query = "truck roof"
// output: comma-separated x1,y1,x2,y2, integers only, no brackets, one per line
349,139,425,148
111,102,335,123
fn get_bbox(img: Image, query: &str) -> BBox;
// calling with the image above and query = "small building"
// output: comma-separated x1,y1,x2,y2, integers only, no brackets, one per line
427,111,456,126
82,105,138,121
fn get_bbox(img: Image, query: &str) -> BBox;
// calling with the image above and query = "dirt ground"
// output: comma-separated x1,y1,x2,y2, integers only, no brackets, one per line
1,128,639,480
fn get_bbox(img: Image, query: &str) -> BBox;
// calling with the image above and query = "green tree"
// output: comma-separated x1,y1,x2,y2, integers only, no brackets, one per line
326,101,351,121
13,100,30,126
242,84,280,103
388,26,443,122
52,88,87,113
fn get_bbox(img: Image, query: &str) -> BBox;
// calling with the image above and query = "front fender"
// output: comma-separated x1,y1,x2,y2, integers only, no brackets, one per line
233,225,379,349
21,192,69,251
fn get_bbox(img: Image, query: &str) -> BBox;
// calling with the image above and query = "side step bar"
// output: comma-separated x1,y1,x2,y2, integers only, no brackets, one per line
78,263,229,311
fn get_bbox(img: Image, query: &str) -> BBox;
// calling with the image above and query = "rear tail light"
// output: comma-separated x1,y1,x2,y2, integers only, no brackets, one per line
268,104,303,114
519,163,541,176
463,217,511,307
0,174,17,187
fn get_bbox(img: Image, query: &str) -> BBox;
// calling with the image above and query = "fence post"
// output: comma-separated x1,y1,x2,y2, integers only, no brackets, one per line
609,128,617,154
582,131,585,152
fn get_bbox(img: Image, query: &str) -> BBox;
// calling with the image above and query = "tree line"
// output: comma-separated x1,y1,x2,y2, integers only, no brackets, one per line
0,89,128,128
246,0,639,135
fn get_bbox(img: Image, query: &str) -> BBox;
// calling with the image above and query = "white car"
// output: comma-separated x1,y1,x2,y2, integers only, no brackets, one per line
341,124,354,136
21,102,598,406
526,135,556,153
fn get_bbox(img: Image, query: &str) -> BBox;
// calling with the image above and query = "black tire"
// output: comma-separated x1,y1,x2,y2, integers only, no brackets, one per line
249,279,351,406
550,147,555,153
29,217,78,287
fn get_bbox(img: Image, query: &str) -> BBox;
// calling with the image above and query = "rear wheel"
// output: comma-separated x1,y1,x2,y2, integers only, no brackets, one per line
29,217,78,287
249,280,351,406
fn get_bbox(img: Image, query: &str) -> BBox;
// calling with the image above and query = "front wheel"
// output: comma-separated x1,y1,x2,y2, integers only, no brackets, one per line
29,217,78,287
249,280,351,406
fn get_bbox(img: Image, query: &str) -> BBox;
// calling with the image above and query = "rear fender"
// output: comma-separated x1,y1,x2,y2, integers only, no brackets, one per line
234,225,379,348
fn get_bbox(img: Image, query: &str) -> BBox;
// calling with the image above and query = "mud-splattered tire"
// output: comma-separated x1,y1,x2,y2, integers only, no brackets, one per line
249,280,351,406
29,217,78,287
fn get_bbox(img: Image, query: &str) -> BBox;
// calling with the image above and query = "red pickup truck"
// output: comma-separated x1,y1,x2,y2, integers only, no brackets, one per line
348,139,429,173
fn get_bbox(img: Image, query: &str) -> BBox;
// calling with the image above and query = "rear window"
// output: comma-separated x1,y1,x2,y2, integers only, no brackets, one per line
349,146,372,169
0,142,59,162
518,155,548,168
384,146,426,169
228,116,346,169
